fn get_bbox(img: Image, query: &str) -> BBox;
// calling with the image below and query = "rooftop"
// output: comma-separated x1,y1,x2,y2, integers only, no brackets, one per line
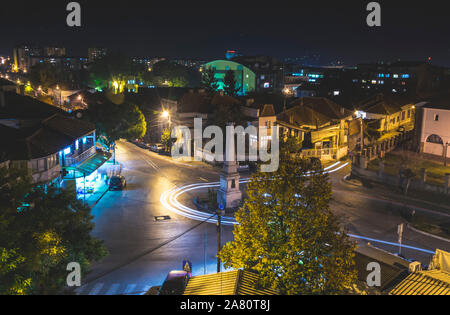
183,270,278,295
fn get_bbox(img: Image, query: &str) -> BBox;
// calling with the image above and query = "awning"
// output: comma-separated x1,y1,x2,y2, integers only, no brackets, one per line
69,151,112,178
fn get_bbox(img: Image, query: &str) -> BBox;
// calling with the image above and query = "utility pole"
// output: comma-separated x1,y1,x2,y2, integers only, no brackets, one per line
444,142,448,167
398,223,404,256
217,206,225,273
360,117,364,153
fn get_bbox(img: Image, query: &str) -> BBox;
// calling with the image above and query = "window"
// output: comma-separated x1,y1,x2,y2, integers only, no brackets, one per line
407,110,411,118
434,114,439,121
426,134,443,144
402,111,405,120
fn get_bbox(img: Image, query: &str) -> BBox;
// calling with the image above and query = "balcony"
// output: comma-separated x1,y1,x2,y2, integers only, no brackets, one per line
65,146,96,167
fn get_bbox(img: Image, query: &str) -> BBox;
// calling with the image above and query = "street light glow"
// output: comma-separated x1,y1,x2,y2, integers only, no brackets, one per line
162,110,169,119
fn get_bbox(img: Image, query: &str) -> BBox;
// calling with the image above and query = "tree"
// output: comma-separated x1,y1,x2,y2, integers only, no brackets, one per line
83,95,147,149
219,145,357,295
161,128,174,152
223,70,240,97
0,167,107,295
88,52,145,91
147,60,191,87
201,68,219,94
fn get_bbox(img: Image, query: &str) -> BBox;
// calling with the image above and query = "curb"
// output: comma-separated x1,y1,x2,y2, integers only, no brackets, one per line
407,223,450,243
91,189,109,208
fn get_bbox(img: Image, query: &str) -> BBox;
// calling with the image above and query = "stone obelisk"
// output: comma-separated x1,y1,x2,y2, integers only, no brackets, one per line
217,123,242,210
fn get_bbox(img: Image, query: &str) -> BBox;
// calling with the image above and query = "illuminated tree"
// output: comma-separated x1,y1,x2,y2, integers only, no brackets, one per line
219,145,357,295
0,167,107,295
84,96,147,149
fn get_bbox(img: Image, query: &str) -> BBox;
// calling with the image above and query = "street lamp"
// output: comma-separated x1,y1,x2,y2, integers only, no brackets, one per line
282,88,290,111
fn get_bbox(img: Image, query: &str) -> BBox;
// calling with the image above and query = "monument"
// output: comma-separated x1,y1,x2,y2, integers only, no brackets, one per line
217,123,242,209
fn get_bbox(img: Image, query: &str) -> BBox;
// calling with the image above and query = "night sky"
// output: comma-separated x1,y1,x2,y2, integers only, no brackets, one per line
1,0,449,66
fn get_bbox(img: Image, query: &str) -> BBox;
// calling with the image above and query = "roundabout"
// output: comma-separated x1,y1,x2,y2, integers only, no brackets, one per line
160,160,436,255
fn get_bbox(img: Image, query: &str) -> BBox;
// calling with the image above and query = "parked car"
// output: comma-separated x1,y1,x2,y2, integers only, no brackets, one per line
109,175,127,190
158,271,190,295
150,143,164,152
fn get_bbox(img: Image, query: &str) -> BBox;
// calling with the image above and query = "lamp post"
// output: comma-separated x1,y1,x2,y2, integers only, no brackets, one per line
283,88,290,111
217,205,225,273
444,142,449,167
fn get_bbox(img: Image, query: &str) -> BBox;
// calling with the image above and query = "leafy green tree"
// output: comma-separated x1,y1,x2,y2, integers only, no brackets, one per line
201,68,219,94
0,248,32,295
29,63,59,91
161,128,174,152
0,167,107,295
148,60,190,87
88,52,145,90
219,146,357,295
84,95,147,149
223,70,240,97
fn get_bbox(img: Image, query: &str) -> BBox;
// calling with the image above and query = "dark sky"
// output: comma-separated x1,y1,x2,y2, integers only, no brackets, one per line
1,0,449,66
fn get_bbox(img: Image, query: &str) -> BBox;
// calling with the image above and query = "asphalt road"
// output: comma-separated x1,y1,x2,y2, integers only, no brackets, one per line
75,140,450,295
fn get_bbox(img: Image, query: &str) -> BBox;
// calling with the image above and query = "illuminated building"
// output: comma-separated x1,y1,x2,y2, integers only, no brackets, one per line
0,91,111,195
88,47,108,63
45,46,66,57
202,60,256,95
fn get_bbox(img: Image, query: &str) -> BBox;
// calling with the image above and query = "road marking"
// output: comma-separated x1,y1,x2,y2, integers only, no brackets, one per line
88,283,104,295
105,283,120,295
124,284,137,295
199,177,209,182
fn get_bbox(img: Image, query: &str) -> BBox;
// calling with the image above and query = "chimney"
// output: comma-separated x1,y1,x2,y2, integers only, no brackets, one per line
0,90,5,108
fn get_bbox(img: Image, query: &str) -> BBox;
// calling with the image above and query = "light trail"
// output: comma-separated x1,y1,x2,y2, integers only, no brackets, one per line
160,161,434,255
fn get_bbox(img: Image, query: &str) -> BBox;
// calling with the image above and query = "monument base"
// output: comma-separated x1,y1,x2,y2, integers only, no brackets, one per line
217,188,242,210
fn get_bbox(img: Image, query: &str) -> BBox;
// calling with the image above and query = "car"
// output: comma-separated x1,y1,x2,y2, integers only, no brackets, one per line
158,270,190,295
109,175,127,190
150,143,164,152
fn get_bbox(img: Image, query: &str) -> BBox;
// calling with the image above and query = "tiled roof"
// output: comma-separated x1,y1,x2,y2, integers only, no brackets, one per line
389,270,450,295
183,270,278,295
42,114,95,139
260,104,275,117
0,114,95,160
289,97,352,120
178,93,212,113
277,104,333,128
360,93,415,115
0,91,65,119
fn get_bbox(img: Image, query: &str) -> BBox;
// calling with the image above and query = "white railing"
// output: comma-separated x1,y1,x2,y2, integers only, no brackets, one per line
65,146,96,167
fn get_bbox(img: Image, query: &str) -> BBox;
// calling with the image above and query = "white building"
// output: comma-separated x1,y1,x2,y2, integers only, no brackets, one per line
416,97,450,158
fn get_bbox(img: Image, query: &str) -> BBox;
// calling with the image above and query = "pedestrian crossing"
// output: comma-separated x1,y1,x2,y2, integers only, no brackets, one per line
76,282,154,295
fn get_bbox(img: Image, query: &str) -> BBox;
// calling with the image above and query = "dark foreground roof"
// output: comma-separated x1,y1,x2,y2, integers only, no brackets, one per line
0,91,66,119
183,270,278,295
0,114,95,160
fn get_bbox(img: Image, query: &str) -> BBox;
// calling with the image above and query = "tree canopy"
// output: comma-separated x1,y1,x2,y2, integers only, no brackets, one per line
223,70,240,97
83,94,147,148
219,144,357,295
0,167,107,295
201,68,219,94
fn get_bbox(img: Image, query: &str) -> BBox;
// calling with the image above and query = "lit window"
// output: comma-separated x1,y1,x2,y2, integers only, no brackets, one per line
64,147,71,155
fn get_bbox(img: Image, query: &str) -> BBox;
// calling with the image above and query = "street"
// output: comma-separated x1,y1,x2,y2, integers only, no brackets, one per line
76,140,450,295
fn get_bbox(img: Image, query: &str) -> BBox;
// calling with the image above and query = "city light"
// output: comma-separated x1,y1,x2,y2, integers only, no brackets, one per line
161,110,170,119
